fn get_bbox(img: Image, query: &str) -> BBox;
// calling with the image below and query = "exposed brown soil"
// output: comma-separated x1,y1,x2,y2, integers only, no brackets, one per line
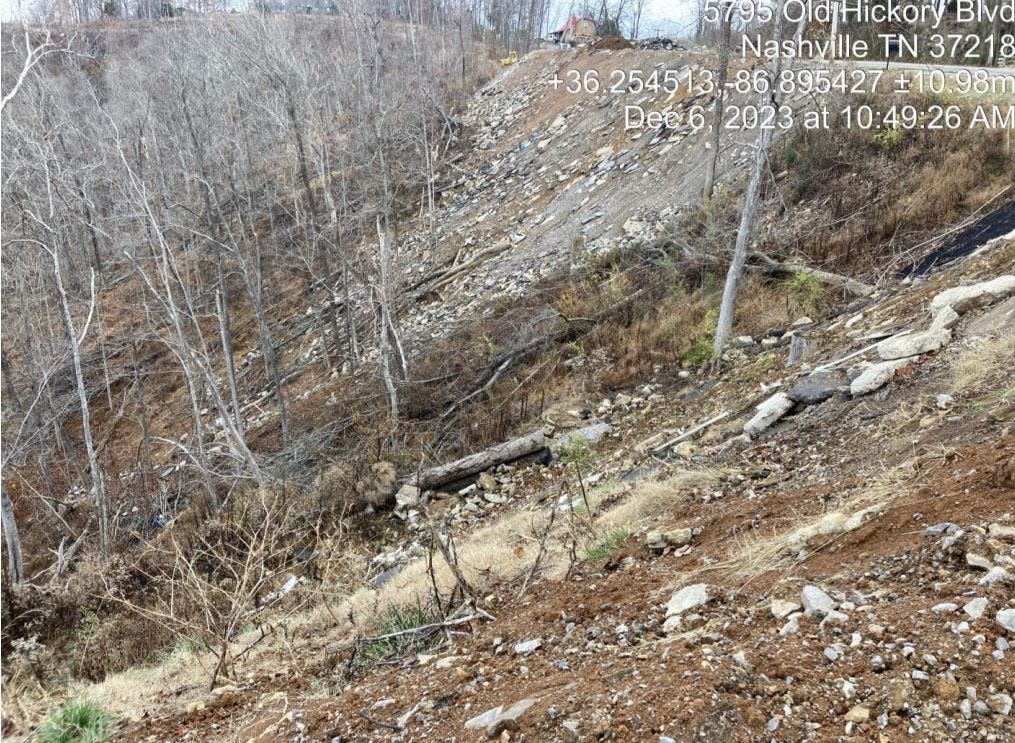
108,239,1015,742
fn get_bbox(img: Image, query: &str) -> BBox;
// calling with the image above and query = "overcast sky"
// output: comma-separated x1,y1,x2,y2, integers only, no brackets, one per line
1,0,698,37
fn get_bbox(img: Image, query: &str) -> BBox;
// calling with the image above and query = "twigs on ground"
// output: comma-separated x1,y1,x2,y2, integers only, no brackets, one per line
325,607,486,656
518,495,558,598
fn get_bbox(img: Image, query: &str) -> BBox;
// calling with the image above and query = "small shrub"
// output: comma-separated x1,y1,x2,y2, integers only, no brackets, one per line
785,270,824,316
75,611,176,682
872,127,903,151
584,530,630,562
38,699,112,743
557,434,594,472
680,335,714,367
701,270,722,298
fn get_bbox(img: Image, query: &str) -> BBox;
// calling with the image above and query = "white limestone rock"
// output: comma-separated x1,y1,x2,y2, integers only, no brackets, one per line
929,275,1015,316
666,584,712,617
850,358,914,396
876,328,951,360
801,585,837,617
744,393,794,439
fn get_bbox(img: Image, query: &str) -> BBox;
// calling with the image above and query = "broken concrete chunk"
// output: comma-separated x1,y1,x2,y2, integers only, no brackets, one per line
491,699,536,737
771,598,802,619
665,584,711,617
844,705,870,722
981,566,1014,586
647,528,693,551
997,608,1015,633
850,358,913,396
550,421,612,454
779,613,801,636
787,371,844,406
513,638,543,655
929,305,959,332
464,705,503,732
801,585,837,617
966,552,993,570
929,275,1015,316
395,484,421,509
744,393,794,438
465,698,536,737
876,328,951,360
787,370,846,405
988,523,1015,540
963,597,989,620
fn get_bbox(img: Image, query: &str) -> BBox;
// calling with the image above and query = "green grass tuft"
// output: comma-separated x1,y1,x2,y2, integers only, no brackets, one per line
680,335,714,367
38,699,112,743
584,529,630,562
784,270,824,315
360,603,435,663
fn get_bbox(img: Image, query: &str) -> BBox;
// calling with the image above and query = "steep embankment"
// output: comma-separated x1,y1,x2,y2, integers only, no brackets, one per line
6,44,1015,743
65,212,1015,742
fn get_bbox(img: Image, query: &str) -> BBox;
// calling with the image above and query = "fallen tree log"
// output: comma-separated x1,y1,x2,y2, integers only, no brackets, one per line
408,426,553,491
445,289,648,418
746,251,874,297
679,246,873,298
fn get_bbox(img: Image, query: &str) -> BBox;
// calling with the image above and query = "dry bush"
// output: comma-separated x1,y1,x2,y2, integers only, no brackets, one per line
312,459,398,524
1,554,137,684
354,462,397,510
771,95,1015,274
73,612,176,683
111,485,319,689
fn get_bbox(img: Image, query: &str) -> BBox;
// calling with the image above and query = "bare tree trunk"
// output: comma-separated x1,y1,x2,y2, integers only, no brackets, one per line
342,255,359,363
828,0,839,59
52,257,111,559
376,215,399,424
249,279,289,450
216,289,244,436
794,12,807,44
181,84,244,436
714,1,787,354
703,6,732,200
1,484,25,584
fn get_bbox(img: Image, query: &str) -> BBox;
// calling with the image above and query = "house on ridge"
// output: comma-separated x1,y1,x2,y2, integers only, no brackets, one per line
551,16,597,45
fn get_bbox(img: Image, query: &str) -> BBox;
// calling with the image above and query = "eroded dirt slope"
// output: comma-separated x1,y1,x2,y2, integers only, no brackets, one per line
105,230,1015,742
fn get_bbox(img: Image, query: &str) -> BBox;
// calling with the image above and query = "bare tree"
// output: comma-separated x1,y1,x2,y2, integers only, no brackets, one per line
703,1,733,200
714,0,788,354
50,253,111,559
1,485,25,584
1,29,59,113
375,215,401,425
2,9,477,573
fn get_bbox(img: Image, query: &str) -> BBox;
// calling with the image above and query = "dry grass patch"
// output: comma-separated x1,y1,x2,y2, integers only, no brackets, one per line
684,464,921,590
36,467,722,724
595,468,722,533
952,332,1015,394
287,469,723,648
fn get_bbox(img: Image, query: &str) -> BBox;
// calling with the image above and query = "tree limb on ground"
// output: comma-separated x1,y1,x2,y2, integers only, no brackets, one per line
745,251,874,297
325,611,486,656
407,427,552,491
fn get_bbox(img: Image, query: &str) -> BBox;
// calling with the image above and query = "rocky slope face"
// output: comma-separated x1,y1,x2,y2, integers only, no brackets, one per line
101,219,1014,742
7,45,1014,743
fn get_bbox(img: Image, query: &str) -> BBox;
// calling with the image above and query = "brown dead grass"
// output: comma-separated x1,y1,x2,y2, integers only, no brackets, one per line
772,97,1015,275
952,332,1015,393
683,463,920,590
